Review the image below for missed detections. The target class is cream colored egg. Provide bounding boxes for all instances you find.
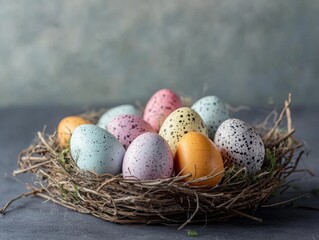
[159,107,208,155]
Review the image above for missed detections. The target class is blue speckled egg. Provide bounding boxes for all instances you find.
[192,96,230,140]
[97,105,142,129]
[70,124,125,175]
[214,118,265,174]
[122,132,174,180]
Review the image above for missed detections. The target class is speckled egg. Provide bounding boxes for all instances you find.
[122,132,174,180]
[192,96,230,140]
[70,124,125,175]
[57,116,92,147]
[214,118,265,174]
[97,105,142,129]
[143,89,182,132]
[107,115,156,149]
[175,132,224,187]
[159,107,208,155]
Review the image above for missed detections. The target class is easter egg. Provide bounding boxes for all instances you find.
[214,118,265,173]
[107,115,156,149]
[70,124,125,175]
[97,104,141,130]
[57,116,92,147]
[175,132,224,187]
[159,107,208,155]
[143,89,182,132]
[122,132,174,180]
[192,96,229,140]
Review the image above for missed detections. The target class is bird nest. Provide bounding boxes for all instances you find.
[1,95,305,229]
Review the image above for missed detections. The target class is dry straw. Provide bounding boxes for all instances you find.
[1,94,305,229]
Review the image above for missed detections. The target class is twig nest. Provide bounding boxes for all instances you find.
[10,93,304,228]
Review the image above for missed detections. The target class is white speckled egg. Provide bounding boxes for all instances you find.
[122,132,174,180]
[97,105,141,129]
[108,115,156,149]
[214,118,265,174]
[70,124,125,175]
[159,107,208,155]
[192,96,229,139]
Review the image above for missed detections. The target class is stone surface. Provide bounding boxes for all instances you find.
[0,1,319,107]
[0,106,318,239]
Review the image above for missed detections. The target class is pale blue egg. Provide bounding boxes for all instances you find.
[70,124,125,175]
[97,105,141,129]
[192,96,229,139]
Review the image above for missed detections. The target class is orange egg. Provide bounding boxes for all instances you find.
[175,132,224,187]
[57,116,92,147]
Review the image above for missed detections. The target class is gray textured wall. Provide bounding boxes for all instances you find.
[1,0,319,107]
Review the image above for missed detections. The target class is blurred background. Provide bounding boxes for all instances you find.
[0,0,318,108]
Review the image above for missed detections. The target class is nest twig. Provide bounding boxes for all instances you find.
[1,95,305,228]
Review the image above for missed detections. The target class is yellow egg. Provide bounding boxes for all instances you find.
[57,116,92,147]
[159,107,208,155]
[175,132,224,187]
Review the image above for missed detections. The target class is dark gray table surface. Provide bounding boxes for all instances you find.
[0,106,318,240]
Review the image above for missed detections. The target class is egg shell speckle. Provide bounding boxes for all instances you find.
[192,96,229,140]
[122,132,174,180]
[70,124,125,175]
[143,89,182,132]
[214,118,265,174]
[97,105,141,129]
[107,114,156,149]
[159,107,208,155]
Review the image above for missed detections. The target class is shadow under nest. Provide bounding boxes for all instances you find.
[2,95,305,229]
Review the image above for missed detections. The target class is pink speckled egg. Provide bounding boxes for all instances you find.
[143,89,182,132]
[107,114,156,149]
[122,132,174,180]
